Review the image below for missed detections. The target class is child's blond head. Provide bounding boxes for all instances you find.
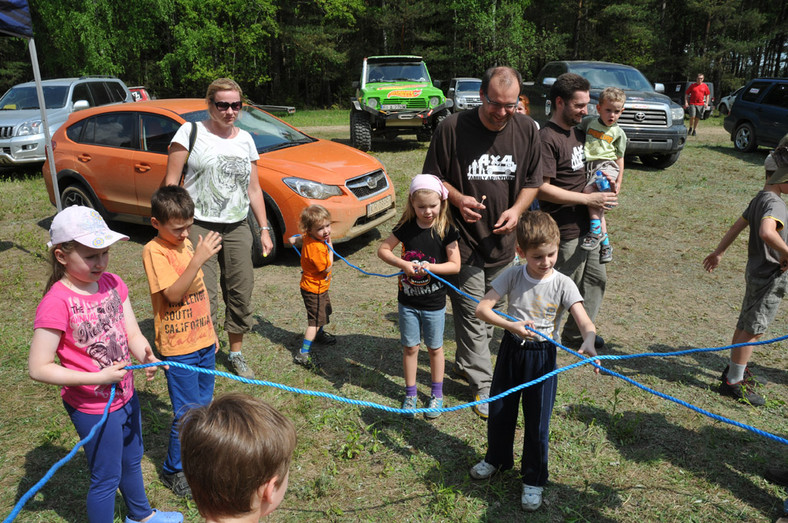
[516,210,560,253]
[599,87,626,106]
[298,204,331,234]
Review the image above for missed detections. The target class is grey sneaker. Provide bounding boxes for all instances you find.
[720,373,765,406]
[581,231,605,251]
[472,392,489,420]
[470,460,499,480]
[402,396,417,418]
[161,471,192,498]
[424,395,443,420]
[521,484,544,511]
[599,244,613,263]
[229,353,255,379]
[294,351,311,366]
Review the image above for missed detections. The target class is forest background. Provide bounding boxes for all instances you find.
[0,0,785,105]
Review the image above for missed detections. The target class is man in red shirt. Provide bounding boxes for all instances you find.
[684,73,710,137]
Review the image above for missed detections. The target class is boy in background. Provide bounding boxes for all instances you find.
[703,136,788,406]
[470,211,600,512]
[180,393,297,522]
[142,185,222,497]
[289,204,336,366]
[577,86,627,264]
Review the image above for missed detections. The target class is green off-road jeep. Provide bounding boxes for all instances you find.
[350,55,452,151]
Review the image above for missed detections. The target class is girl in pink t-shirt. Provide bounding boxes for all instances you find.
[29,206,182,523]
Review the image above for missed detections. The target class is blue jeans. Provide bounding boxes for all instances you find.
[162,345,216,474]
[65,393,152,523]
[398,304,446,348]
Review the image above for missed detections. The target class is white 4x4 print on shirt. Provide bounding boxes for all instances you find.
[467,154,517,180]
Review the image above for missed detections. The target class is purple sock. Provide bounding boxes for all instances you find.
[431,381,443,399]
[405,385,417,398]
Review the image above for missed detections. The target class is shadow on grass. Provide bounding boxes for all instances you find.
[703,145,770,166]
[567,404,785,518]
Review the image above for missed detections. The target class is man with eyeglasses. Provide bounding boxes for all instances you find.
[422,66,542,420]
[538,73,617,352]
[684,73,710,136]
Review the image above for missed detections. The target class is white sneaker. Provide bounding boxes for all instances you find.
[521,484,543,511]
[469,460,498,480]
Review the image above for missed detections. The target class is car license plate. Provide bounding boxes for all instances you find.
[367,195,391,217]
[382,104,406,110]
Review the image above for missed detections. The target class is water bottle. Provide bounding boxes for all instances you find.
[594,170,611,192]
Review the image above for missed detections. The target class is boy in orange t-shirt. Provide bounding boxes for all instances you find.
[289,205,336,366]
[142,185,222,497]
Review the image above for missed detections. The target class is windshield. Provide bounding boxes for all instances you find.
[456,80,481,92]
[366,62,429,83]
[181,106,315,154]
[574,66,654,92]
[0,85,69,110]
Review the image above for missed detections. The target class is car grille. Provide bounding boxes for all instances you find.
[385,98,427,109]
[619,108,668,127]
[346,170,389,200]
[0,126,13,139]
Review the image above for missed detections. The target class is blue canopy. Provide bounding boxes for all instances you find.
[0,0,33,38]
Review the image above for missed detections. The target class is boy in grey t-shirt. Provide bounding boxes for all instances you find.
[468,211,600,512]
[703,136,788,406]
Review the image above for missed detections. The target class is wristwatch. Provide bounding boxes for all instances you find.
[261,227,272,231]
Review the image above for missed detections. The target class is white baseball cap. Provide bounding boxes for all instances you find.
[47,206,129,248]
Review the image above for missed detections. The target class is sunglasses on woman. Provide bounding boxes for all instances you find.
[213,100,243,111]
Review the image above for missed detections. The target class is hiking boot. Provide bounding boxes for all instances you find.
[580,231,606,251]
[721,364,767,386]
[161,471,192,498]
[521,484,544,511]
[294,351,312,366]
[315,330,337,345]
[472,392,489,420]
[720,374,765,406]
[470,459,499,480]
[424,395,443,420]
[402,395,417,418]
[452,365,470,382]
[229,353,255,379]
[599,244,613,264]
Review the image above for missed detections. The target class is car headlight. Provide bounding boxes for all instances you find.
[671,107,685,121]
[367,98,378,109]
[283,177,343,200]
[429,96,440,108]
[17,119,43,136]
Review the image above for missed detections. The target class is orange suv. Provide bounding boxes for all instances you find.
[43,99,396,264]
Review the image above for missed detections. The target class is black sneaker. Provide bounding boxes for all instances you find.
[315,331,337,345]
[721,365,767,386]
[161,471,192,498]
[720,373,765,406]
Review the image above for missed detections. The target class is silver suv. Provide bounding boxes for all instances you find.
[0,76,132,166]
[447,77,482,112]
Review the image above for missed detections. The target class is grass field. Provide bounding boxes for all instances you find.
[1,114,787,522]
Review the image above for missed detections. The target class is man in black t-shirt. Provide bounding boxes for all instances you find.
[538,73,618,348]
[422,66,542,419]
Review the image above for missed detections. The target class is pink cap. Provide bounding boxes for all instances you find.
[48,206,129,248]
[409,174,448,200]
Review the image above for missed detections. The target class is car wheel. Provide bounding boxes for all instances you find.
[639,152,681,169]
[733,123,757,152]
[61,183,98,210]
[248,210,279,267]
[350,110,372,151]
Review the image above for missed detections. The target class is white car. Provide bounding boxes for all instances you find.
[717,86,743,116]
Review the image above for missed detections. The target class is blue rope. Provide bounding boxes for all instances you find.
[4,385,117,523]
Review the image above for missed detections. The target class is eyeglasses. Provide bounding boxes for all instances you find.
[484,93,518,112]
[213,100,243,111]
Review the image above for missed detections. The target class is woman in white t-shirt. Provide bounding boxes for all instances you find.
[164,78,271,379]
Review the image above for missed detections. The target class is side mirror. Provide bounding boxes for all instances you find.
[73,100,90,111]
[654,83,665,93]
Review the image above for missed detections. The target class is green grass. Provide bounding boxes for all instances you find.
[1,117,787,522]
[277,108,349,128]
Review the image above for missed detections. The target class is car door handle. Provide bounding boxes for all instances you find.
[135,163,152,173]
[78,154,91,163]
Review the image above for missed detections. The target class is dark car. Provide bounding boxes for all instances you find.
[724,78,788,152]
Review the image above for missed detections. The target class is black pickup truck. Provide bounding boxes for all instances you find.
[522,61,687,168]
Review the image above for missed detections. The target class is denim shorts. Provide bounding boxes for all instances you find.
[398,303,446,349]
